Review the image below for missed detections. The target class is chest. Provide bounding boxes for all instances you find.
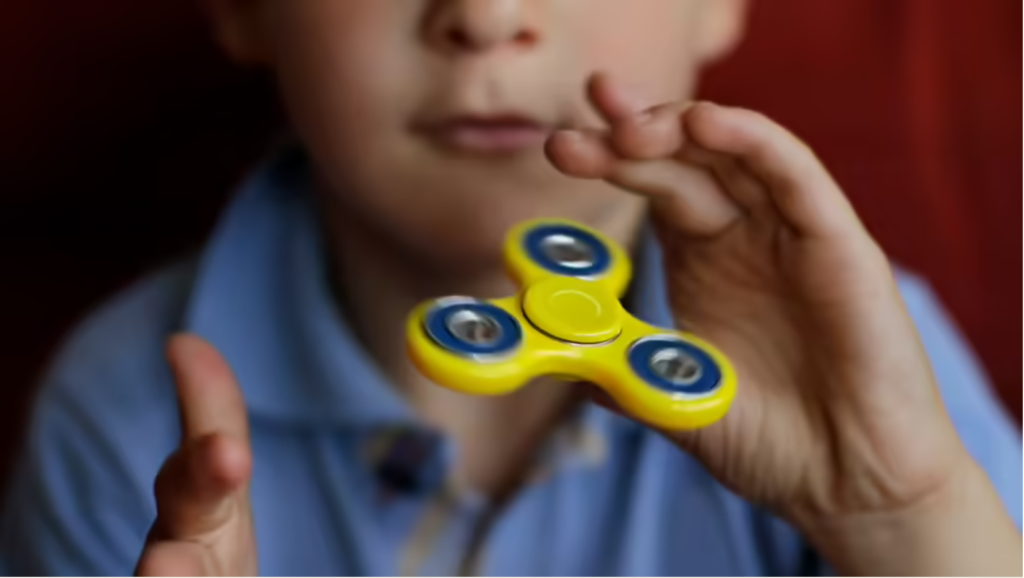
[245,429,804,576]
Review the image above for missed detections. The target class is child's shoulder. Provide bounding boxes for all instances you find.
[2,257,204,573]
[32,256,201,444]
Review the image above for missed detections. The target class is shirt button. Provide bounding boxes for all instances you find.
[371,427,447,494]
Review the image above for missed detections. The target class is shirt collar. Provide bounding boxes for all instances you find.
[183,145,675,435]
[184,146,412,427]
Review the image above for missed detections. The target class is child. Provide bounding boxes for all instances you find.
[2,1,1020,575]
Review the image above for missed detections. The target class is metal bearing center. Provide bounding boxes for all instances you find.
[540,233,595,269]
[649,347,703,386]
[445,309,502,346]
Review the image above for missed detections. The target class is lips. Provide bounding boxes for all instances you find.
[417,114,553,155]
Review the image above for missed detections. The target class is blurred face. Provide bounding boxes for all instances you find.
[210,0,745,270]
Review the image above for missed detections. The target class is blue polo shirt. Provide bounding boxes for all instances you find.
[2,147,1020,576]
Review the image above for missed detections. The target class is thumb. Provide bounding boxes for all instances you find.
[167,334,250,444]
[151,333,253,539]
[138,434,254,577]
[150,432,251,540]
[137,334,257,576]
[136,541,206,577]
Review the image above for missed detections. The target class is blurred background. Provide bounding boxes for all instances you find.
[0,0,1019,491]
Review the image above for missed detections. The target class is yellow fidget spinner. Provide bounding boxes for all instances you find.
[405,218,737,430]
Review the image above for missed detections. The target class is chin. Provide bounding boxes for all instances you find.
[397,212,530,273]
[394,194,637,276]
[328,165,644,276]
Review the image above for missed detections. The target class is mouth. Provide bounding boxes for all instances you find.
[415,113,554,156]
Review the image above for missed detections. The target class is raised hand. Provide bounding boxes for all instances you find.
[546,73,1020,575]
[135,335,257,577]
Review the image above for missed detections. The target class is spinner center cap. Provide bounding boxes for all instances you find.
[523,277,622,344]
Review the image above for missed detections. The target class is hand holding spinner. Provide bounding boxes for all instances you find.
[405,218,737,430]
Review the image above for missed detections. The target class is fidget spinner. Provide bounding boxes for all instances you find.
[405,218,737,430]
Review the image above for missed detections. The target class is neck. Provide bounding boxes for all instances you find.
[316,187,646,494]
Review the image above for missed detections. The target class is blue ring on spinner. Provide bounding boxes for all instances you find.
[628,337,722,396]
[524,224,612,278]
[424,301,522,356]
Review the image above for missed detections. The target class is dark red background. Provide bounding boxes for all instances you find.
[0,1,1020,488]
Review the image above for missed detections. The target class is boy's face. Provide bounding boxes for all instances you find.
[209,0,746,271]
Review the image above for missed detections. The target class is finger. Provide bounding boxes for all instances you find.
[582,74,773,214]
[595,92,772,215]
[167,334,249,443]
[545,128,617,179]
[611,101,692,160]
[586,82,776,215]
[136,541,206,577]
[586,72,652,124]
[152,433,251,539]
[547,130,742,237]
[608,158,742,237]
[683,102,863,238]
[589,73,691,160]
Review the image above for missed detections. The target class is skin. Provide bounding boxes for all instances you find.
[133,1,1021,575]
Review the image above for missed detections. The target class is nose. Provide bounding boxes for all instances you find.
[424,0,540,55]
